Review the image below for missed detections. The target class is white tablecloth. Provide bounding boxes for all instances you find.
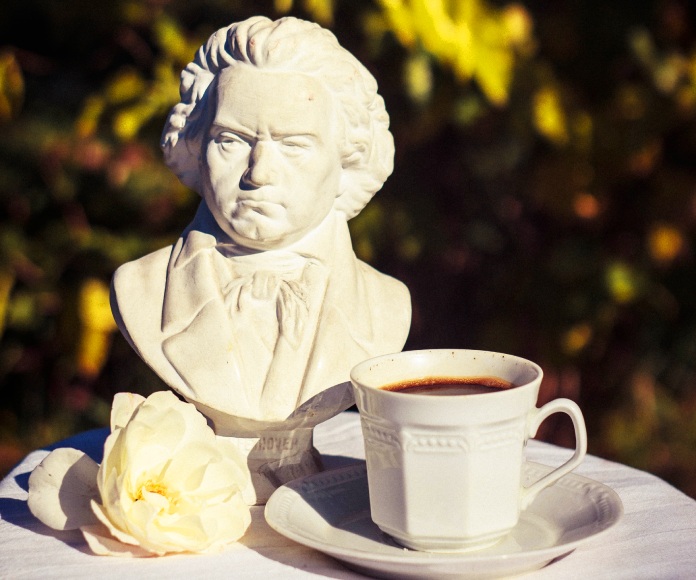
[1,411,695,579]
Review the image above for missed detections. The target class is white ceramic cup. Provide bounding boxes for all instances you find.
[350,349,587,552]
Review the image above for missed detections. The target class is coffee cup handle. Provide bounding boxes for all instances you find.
[520,398,588,509]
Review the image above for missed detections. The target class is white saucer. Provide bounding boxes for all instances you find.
[264,461,623,579]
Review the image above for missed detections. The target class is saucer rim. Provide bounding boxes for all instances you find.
[264,461,623,574]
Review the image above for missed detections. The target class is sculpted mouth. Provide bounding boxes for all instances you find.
[233,199,285,217]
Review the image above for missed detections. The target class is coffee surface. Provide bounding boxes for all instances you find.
[380,376,514,395]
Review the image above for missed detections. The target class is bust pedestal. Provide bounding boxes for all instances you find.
[194,382,355,504]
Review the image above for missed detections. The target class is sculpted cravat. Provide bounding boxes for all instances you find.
[213,249,330,419]
[219,252,316,349]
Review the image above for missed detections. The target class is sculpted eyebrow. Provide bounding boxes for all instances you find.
[210,122,254,139]
[271,131,319,141]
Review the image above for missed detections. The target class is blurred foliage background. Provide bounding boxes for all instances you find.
[1,0,696,498]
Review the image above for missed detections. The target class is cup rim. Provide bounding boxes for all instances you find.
[350,348,543,397]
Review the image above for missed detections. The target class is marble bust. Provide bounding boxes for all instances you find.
[110,16,410,500]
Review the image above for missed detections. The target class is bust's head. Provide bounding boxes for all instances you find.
[162,16,394,250]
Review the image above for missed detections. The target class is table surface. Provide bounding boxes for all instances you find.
[1,411,695,579]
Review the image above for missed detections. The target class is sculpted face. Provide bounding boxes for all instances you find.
[201,65,343,250]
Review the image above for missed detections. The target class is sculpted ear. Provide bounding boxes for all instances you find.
[162,111,203,194]
[161,80,217,196]
[333,116,394,221]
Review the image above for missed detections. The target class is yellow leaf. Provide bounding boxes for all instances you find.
[152,61,183,107]
[363,11,392,50]
[75,95,106,139]
[304,0,334,25]
[0,270,15,338]
[104,69,146,105]
[274,0,293,12]
[648,224,683,264]
[562,323,593,354]
[79,278,116,333]
[404,52,433,103]
[412,0,461,64]
[121,0,150,25]
[113,110,140,141]
[377,0,528,107]
[355,238,374,263]
[0,50,24,123]
[471,43,514,106]
[153,16,191,63]
[77,279,117,378]
[470,4,520,105]
[398,235,422,261]
[533,85,569,145]
[77,327,112,378]
[606,263,639,304]
[502,4,534,47]
[378,0,418,47]
[113,101,158,141]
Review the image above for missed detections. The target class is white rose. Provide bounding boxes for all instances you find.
[28,391,251,556]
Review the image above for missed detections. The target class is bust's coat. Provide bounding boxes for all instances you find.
[111,203,411,424]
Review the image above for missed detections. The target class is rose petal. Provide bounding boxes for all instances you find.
[27,448,100,531]
[110,392,146,431]
[199,492,251,546]
[194,459,244,500]
[80,523,152,558]
[216,436,254,503]
[162,442,221,491]
[91,500,142,547]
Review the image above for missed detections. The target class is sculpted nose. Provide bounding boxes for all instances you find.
[242,141,276,187]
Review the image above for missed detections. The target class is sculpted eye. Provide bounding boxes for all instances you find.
[280,136,313,155]
[215,132,250,150]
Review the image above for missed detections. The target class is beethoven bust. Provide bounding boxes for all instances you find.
[111,16,411,429]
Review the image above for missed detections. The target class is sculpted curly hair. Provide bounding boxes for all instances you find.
[161,16,394,221]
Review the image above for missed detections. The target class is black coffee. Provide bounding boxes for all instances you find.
[380,376,514,396]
